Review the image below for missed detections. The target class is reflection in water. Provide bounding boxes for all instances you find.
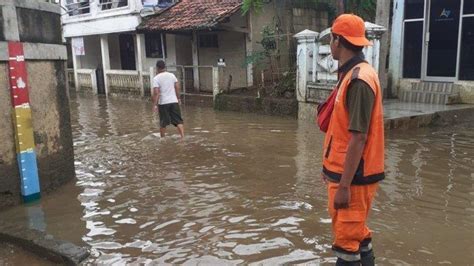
[0,93,473,265]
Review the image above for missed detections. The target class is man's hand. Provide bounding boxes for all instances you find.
[334,186,350,209]
[152,105,158,113]
[321,172,328,184]
[178,99,182,105]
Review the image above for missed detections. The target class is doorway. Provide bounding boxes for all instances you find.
[424,0,461,80]
[119,34,136,70]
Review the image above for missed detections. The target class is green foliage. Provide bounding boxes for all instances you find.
[345,0,377,21]
[241,0,264,15]
[244,25,278,67]
[271,71,296,97]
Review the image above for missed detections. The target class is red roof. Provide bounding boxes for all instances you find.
[138,0,243,32]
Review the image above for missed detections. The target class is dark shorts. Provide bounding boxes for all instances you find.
[158,103,183,128]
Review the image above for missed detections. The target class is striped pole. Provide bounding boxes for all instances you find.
[7,41,41,203]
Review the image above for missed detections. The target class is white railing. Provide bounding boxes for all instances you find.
[65,0,91,16]
[106,70,143,96]
[76,69,97,93]
[295,22,386,103]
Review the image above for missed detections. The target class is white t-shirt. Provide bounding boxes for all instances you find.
[153,72,179,105]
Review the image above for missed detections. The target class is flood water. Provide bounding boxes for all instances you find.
[1,94,473,265]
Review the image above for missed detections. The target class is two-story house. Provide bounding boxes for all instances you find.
[63,0,329,98]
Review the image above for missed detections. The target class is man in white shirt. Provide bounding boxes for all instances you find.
[152,60,184,138]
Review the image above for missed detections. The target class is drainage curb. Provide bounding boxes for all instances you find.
[0,226,89,265]
[384,106,474,130]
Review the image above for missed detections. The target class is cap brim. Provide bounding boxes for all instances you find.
[344,36,373,46]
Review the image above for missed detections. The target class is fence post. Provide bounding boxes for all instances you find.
[294,30,319,103]
[90,70,98,95]
[149,66,155,97]
[212,67,219,103]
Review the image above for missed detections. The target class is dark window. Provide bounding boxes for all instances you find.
[199,34,218,48]
[100,0,128,10]
[426,0,460,77]
[403,21,423,78]
[145,33,166,58]
[460,17,474,80]
[464,0,474,14]
[405,0,424,19]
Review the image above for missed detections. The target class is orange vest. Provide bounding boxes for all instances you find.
[322,62,385,185]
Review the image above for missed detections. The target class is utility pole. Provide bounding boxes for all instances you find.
[376,0,391,98]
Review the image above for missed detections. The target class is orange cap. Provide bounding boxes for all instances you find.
[332,14,372,46]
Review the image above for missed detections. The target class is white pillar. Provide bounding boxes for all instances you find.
[246,12,254,87]
[365,22,387,75]
[100,34,110,96]
[71,39,80,92]
[294,30,319,102]
[212,67,219,102]
[91,70,98,94]
[136,33,146,96]
[149,66,155,96]
[192,31,200,91]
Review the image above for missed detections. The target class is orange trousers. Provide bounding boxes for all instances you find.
[328,182,379,254]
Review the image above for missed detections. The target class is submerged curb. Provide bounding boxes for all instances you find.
[0,226,89,265]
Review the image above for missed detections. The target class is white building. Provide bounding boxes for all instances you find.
[389,0,474,104]
[62,0,331,98]
[62,0,178,96]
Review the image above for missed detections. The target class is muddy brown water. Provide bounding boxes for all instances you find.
[0,94,473,265]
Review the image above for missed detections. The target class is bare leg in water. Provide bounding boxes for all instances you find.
[160,127,166,138]
[176,124,184,138]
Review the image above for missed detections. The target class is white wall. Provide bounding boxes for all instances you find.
[78,35,101,69]
[108,34,122,69]
[389,0,405,95]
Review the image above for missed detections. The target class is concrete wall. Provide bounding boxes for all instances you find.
[456,81,474,104]
[250,2,328,85]
[175,35,192,66]
[0,0,75,209]
[78,35,102,69]
[108,34,122,69]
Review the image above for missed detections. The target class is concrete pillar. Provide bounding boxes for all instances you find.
[71,38,81,92]
[91,70,98,94]
[212,66,219,101]
[1,4,20,41]
[246,13,254,87]
[389,0,405,96]
[294,30,319,102]
[192,31,200,91]
[100,34,110,96]
[136,33,146,96]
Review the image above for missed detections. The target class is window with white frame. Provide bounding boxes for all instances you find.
[459,0,474,80]
[402,0,424,79]
[65,0,90,16]
[99,0,128,11]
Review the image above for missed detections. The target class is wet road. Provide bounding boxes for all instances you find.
[1,94,473,265]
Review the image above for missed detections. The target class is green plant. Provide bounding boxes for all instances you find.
[272,71,296,97]
[244,25,278,67]
[241,0,264,15]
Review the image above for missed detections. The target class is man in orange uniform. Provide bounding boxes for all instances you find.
[321,14,385,266]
